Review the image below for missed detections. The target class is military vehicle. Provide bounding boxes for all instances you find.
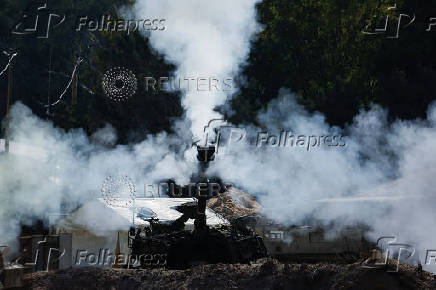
[128,146,267,269]
[234,214,373,263]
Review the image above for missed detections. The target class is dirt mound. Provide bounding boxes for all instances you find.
[24,259,435,290]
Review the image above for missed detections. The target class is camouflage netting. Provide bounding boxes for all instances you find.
[207,187,261,220]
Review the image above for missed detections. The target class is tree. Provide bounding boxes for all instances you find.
[229,0,436,127]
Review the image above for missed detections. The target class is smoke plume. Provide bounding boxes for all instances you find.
[0,103,196,248]
[208,90,436,271]
[129,0,261,139]
[1,0,262,252]
[1,0,435,274]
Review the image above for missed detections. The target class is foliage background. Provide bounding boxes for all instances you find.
[0,0,435,142]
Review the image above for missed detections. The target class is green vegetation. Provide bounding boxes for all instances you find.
[231,0,436,126]
[0,0,435,142]
[0,0,181,143]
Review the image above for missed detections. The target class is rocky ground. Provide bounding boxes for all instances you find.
[24,259,435,290]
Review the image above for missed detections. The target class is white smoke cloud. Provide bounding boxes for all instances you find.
[1,0,262,252]
[208,90,436,271]
[129,0,261,139]
[0,103,196,247]
[1,0,435,274]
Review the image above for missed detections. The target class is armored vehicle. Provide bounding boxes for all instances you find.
[128,146,267,269]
